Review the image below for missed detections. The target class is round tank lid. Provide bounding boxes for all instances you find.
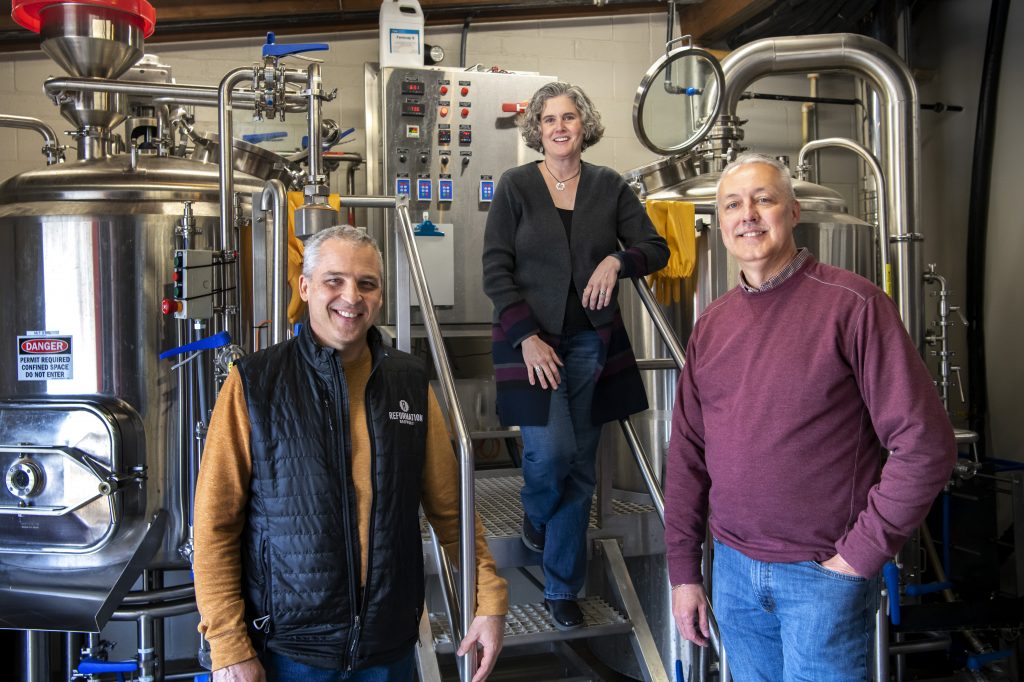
[12,0,156,37]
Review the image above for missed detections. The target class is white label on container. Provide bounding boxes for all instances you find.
[17,333,73,381]
[389,28,421,56]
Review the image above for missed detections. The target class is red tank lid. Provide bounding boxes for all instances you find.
[12,0,156,37]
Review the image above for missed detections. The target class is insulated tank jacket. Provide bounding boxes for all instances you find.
[235,325,428,671]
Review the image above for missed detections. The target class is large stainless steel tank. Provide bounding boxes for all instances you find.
[0,156,263,631]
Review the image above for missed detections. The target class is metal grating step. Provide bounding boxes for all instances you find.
[430,596,632,654]
[422,473,655,540]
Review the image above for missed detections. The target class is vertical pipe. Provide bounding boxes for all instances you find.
[965,0,1011,455]
[260,179,289,344]
[306,64,324,184]
[217,67,254,341]
[23,631,48,682]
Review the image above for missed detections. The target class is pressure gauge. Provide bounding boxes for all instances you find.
[426,44,445,65]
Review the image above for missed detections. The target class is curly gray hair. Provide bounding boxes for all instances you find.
[301,225,383,279]
[517,81,605,154]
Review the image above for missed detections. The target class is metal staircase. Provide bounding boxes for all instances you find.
[385,198,726,681]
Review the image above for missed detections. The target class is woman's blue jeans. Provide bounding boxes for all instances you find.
[263,647,415,682]
[712,540,880,682]
[519,330,604,601]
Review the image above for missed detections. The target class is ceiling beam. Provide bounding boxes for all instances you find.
[0,0,666,54]
[675,0,776,43]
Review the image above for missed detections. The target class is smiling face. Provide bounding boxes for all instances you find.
[299,239,383,363]
[717,162,801,287]
[539,95,584,161]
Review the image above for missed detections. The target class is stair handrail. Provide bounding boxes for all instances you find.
[341,195,477,682]
[624,274,728,677]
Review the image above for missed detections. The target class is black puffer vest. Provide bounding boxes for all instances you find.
[235,324,428,670]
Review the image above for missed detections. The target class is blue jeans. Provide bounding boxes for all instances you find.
[519,330,604,600]
[263,648,415,682]
[712,540,879,682]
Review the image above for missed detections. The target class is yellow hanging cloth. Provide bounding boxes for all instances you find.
[645,199,696,305]
[286,192,343,324]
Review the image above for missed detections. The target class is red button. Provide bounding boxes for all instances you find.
[161,298,181,315]
[439,107,449,117]
[460,86,469,96]
[171,271,181,282]
[460,108,469,118]
[440,85,448,95]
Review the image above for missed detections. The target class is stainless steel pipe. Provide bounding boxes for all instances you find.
[798,137,891,297]
[44,76,308,108]
[260,179,289,344]
[719,33,921,344]
[0,114,63,164]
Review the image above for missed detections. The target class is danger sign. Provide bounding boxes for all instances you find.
[17,334,73,381]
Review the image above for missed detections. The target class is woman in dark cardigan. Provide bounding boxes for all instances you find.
[482,81,668,629]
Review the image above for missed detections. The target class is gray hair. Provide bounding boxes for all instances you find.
[301,225,383,279]
[518,81,605,153]
[717,152,796,202]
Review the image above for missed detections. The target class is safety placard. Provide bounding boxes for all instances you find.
[17,334,73,381]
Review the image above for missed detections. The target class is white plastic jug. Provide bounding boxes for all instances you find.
[379,0,424,68]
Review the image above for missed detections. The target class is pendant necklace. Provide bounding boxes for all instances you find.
[544,159,581,191]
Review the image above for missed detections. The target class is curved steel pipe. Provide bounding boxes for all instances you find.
[798,137,890,297]
[0,114,63,164]
[260,179,289,344]
[120,583,195,605]
[110,598,197,620]
[719,33,921,344]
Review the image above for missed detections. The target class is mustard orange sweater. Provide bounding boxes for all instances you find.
[194,349,507,671]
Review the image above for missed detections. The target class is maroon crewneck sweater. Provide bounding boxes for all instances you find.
[665,255,956,584]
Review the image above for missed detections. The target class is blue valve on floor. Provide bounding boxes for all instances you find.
[263,32,328,59]
[159,331,232,360]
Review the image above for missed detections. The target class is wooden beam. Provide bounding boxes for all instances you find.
[675,0,776,43]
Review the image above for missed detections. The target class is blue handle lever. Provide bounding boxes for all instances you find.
[882,562,901,625]
[160,331,232,360]
[263,31,328,58]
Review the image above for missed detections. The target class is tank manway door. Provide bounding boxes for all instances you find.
[0,398,165,632]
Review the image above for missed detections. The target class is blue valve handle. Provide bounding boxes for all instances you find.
[967,649,1012,671]
[415,218,444,237]
[263,31,328,58]
[159,331,232,360]
[905,581,953,596]
[684,86,701,96]
[882,562,901,625]
[242,131,288,144]
[78,658,139,673]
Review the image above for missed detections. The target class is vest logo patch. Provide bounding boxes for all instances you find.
[389,399,424,426]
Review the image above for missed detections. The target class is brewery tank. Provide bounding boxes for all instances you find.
[0,156,264,576]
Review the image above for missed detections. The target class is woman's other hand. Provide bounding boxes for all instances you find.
[582,256,622,310]
[521,335,563,390]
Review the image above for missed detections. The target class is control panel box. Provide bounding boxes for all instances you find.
[366,64,555,325]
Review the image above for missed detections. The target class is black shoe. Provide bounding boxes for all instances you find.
[545,599,584,631]
[521,514,544,553]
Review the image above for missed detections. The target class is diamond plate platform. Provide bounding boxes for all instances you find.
[429,596,632,653]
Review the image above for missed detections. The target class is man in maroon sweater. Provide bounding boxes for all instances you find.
[664,153,956,680]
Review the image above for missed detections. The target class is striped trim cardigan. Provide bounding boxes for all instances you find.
[482,160,669,426]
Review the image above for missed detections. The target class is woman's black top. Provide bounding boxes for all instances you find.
[558,208,594,335]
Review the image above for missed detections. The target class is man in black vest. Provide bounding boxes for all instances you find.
[194,226,507,681]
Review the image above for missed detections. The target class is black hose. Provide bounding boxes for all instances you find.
[965,0,1010,456]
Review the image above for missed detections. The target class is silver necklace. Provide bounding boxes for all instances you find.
[544,160,581,191]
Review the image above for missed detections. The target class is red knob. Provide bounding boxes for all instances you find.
[460,86,469,96]
[440,85,448,95]
[161,298,181,315]
[439,107,449,117]
[460,108,469,118]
